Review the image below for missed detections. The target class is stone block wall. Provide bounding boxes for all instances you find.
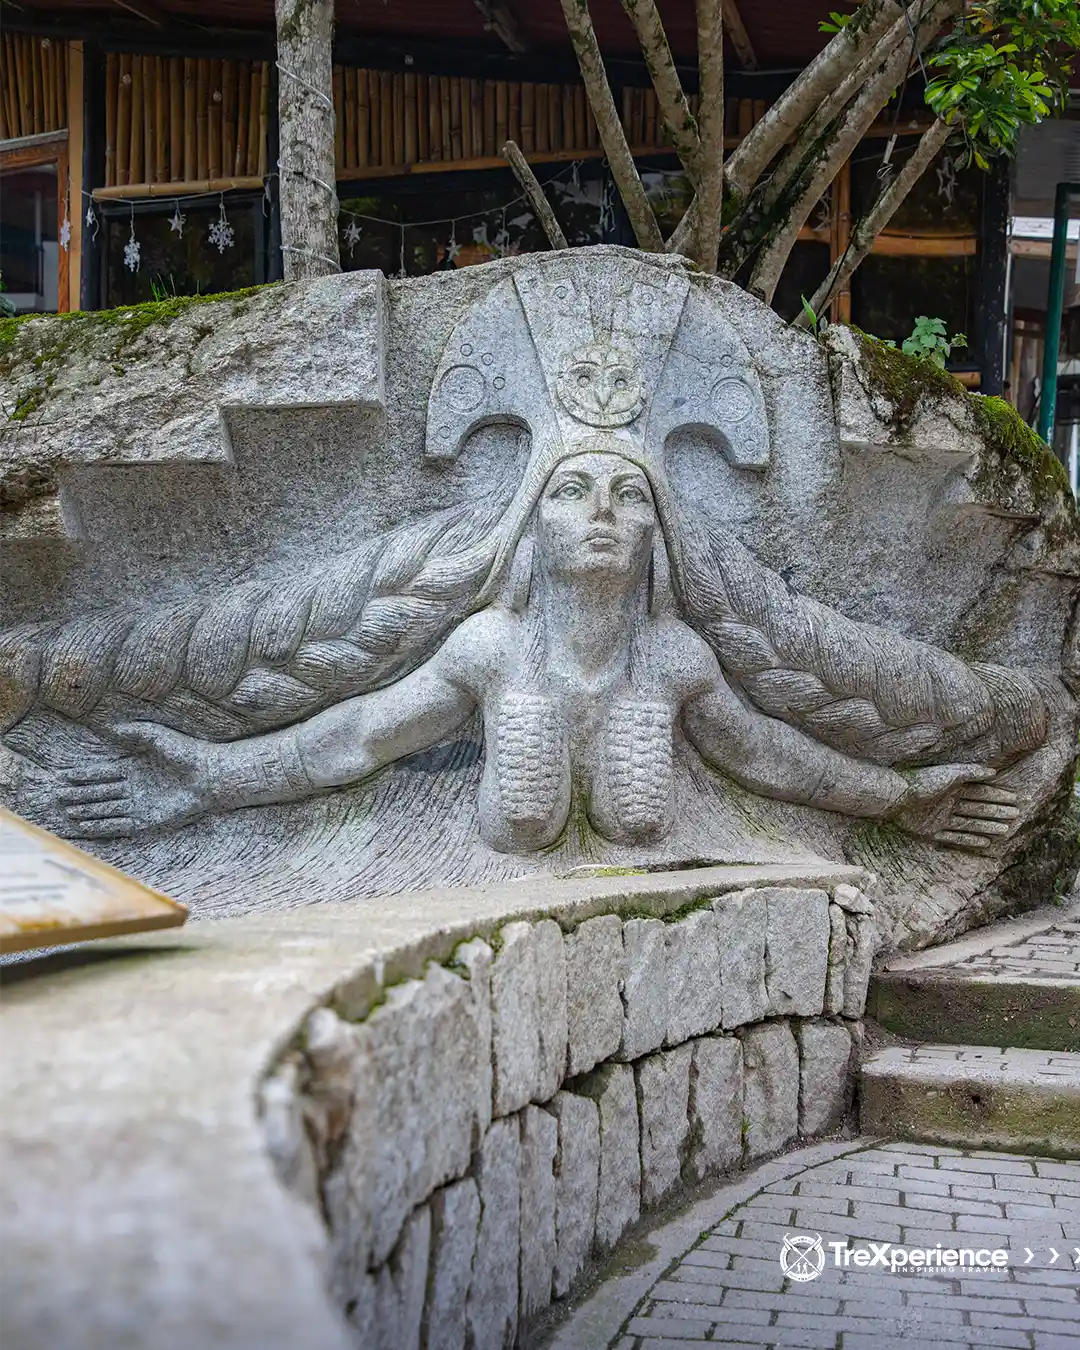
[260,880,874,1349]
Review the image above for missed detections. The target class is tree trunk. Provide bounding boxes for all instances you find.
[689,0,724,271]
[275,0,340,280]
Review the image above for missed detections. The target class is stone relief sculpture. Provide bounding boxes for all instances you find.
[1,258,1051,873]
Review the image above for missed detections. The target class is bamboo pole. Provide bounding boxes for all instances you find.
[559,0,663,250]
[117,52,132,185]
[30,35,42,135]
[521,80,534,154]
[57,40,68,131]
[105,51,118,186]
[535,83,548,153]
[195,58,209,180]
[43,39,55,133]
[404,71,417,164]
[369,69,381,165]
[155,56,168,182]
[17,36,32,138]
[130,55,144,186]
[392,71,405,166]
[94,176,263,201]
[449,76,462,160]
[508,81,521,145]
[470,79,483,157]
[428,74,441,161]
[418,74,429,160]
[380,70,393,166]
[574,84,587,149]
[504,139,568,248]
[223,60,237,181]
[357,69,370,167]
[256,60,268,178]
[495,79,508,150]
[440,77,451,160]
[0,39,14,140]
[460,76,472,161]
[548,83,559,151]
[183,57,195,181]
[483,80,496,155]
[246,59,260,175]
[234,60,248,176]
[342,66,355,170]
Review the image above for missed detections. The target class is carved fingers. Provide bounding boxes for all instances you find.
[56,767,137,838]
[934,784,1021,852]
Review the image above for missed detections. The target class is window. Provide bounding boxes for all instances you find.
[0,131,69,313]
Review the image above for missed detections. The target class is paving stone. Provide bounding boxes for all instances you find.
[618,917,668,1061]
[741,1020,799,1160]
[713,888,768,1029]
[466,1118,519,1350]
[795,1019,854,1136]
[664,909,723,1045]
[588,1062,641,1250]
[550,1089,599,1299]
[565,915,625,1077]
[637,1044,692,1206]
[423,1179,479,1350]
[518,1104,557,1320]
[765,888,830,1017]
[685,1034,742,1182]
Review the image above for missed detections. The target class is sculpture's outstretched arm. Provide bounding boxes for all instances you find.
[40,658,478,839]
[684,679,908,817]
[683,673,1019,850]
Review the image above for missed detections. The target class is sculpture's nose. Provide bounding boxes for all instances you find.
[589,485,616,521]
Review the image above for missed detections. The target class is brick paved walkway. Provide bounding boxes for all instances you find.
[945,914,1080,982]
[555,1141,1080,1350]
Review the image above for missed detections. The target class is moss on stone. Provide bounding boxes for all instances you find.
[847,326,965,430]
[0,284,271,422]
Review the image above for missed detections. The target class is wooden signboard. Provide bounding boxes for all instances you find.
[0,808,187,954]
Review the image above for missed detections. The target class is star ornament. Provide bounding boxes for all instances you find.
[445,233,461,262]
[343,217,362,256]
[168,205,186,237]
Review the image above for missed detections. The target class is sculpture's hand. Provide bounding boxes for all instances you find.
[890,764,1021,852]
[51,722,214,839]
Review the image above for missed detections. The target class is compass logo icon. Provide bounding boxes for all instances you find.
[780,1233,826,1282]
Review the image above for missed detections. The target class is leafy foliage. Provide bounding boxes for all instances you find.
[926,0,1079,168]
[900,315,968,368]
[819,10,855,33]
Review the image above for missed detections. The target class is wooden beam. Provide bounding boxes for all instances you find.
[474,0,528,55]
[721,0,756,70]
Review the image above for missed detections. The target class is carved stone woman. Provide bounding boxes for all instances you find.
[25,434,1025,854]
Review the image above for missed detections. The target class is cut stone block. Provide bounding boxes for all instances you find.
[350,958,491,1266]
[518,1104,557,1320]
[664,908,723,1045]
[765,888,830,1018]
[550,1090,600,1298]
[565,914,625,1077]
[490,922,543,1117]
[374,1203,430,1350]
[860,1044,1080,1155]
[618,917,668,1061]
[466,1118,520,1350]
[454,936,494,1138]
[825,903,848,1015]
[714,889,768,1029]
[843,912,876,1018]
[636,1044,691,1207]
[741,1020,799,1161]
[685,1034,743,1183]
[423,1179,480,1350]
[534,918,569,1099]
[585,1063,641,1250]
[795,1019,854,1136]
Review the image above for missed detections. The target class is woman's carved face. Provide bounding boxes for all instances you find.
[536,452,656,579]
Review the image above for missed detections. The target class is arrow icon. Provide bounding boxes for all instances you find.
[1049,1248,1060,1264]
[1024,1249,1035,1264]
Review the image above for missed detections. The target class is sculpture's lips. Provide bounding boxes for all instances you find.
[584,529,619,543]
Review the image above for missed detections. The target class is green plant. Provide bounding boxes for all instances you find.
[799,295,825,337]
[819,10,854,33]
[901,316,967,369]
[149,274,185,303]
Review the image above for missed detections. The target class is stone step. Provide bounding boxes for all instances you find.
[859,1043,1080,1156]
[867,902,1080,1052]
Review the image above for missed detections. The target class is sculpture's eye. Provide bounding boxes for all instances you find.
[614,378,627,390]
[617,484,647,505]
[552,481,586,501]
[577,371,591,386]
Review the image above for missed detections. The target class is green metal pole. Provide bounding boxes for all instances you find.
[1037,182,1075,447]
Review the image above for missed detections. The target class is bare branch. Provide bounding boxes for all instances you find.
[474,0,529,54]
[620,0,702,182]
[722,0,757,70]
[503,139,568,249]
[558,0,665,251]
[690,0,725,271]
[748,0,960,303]
[725,0,904,200]
[794,118,953,327]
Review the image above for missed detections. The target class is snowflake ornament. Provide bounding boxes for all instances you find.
[936,155,957,206]
[123,222,141,273]
[85,201,99,241]
[59,213,71,251]
[168,204,186,237]
[445,229,461,263]
[208,200,234,254]
[343,217,362,257]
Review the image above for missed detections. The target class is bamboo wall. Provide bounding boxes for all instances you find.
[0,35,69,141]
[101,53,270,188]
